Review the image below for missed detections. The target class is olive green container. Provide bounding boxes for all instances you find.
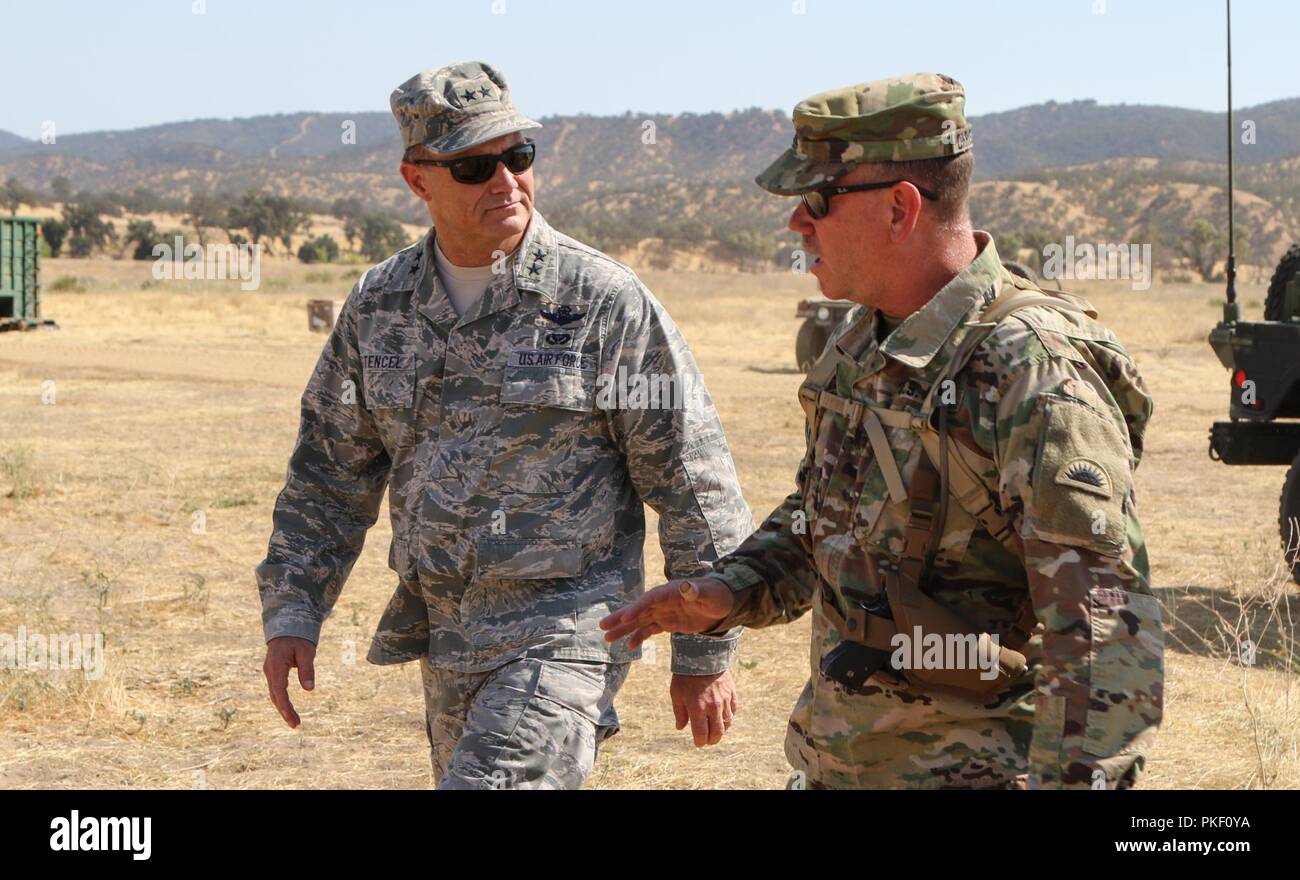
[0,216,52,329]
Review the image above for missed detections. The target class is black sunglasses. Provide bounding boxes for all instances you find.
[408,140,536,184]
[801,179,939,219]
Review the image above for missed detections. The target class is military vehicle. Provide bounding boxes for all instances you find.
[1206,2,1300,582]
[1209,246,1300,582]
[794,260,1048,372]
[794,298,856,373]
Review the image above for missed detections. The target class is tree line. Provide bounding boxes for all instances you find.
[1,177,410,264]
[0,174,1271,278]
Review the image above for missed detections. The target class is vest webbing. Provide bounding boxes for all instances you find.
[804,282,1088,695]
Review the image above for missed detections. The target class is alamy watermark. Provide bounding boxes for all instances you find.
[49,811,150,860]
[151,235,261,291]
[889,626,1000,682]
[595,366,706,411]
[0,626,105,680]
[1040,236,1152,291]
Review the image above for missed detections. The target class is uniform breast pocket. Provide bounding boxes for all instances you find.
[500,365,593,412]
[492,366,595,495]
[363,367,416,410]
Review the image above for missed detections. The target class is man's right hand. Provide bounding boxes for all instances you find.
[599,577,736,648]
[263,636,317,728]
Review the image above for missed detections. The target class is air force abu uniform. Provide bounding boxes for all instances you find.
[256,61,752,789]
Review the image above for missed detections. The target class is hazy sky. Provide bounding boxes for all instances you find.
[2,0,1295,138]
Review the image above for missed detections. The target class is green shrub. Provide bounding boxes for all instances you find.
[297,234,340,264]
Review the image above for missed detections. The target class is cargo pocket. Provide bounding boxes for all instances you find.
[465,539,588,644]
[533,660,608,726]
[1081,587,1164,757]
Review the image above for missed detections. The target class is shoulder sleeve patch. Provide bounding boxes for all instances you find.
[1055,458,1112,497]
[1025,393,1131,556]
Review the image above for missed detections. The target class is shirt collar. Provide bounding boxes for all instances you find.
[510,210,560,300]
[414,210,561,328]
[877,230,1002,371]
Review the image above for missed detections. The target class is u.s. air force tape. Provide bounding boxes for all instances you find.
[510,349,594,371]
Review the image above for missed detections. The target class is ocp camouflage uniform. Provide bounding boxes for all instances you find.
[256,61,752,789]
[702,73,1163,790]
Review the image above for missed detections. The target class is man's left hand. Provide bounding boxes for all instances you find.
[670,670,738,747]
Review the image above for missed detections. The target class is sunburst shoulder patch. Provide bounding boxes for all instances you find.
[1054,457,1111,497]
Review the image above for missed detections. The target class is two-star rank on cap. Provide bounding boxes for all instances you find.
[390,60,541,155]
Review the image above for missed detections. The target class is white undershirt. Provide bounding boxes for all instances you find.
[433,240,499,318]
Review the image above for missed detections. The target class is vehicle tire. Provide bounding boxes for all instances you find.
[1264,241,1300,322]
[1280,448,1300,585]
[796,318,829,373]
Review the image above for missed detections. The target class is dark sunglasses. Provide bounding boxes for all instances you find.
[801,179,939,219]
[407,140,536,184]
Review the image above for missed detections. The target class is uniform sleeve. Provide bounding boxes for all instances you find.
[600,276,755,674]
[992,354,1163,790]
[254,284,392,645]
[704,489,820,631]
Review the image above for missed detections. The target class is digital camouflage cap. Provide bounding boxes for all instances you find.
[391,60,542,155]
[756,72,972,195]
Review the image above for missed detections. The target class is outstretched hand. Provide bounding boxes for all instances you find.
[599,577,735,648]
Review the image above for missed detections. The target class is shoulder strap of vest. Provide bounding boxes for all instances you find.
[870,283,1087,560]
[801,282,1086,561]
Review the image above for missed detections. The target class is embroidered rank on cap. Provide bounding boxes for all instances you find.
[1055,458,1111,498]
[453,76,500,106]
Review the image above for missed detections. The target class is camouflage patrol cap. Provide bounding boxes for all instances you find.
[390,60,541,155]
[756,72,972,195]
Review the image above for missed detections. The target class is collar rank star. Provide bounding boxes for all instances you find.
[527,247,546,277]
[541,304,585,326]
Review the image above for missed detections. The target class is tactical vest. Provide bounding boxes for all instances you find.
[798,277,1093,697]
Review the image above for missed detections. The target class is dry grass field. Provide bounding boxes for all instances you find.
[0,254,1296,789]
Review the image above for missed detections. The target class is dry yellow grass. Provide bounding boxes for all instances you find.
[0,255,1295,789]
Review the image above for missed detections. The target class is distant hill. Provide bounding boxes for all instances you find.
[0,129,30,152]
[5,97,1297,178]
[3,97,1298,270]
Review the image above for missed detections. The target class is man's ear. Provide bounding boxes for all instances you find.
[888,183,923,243]
[399,162,433,202]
